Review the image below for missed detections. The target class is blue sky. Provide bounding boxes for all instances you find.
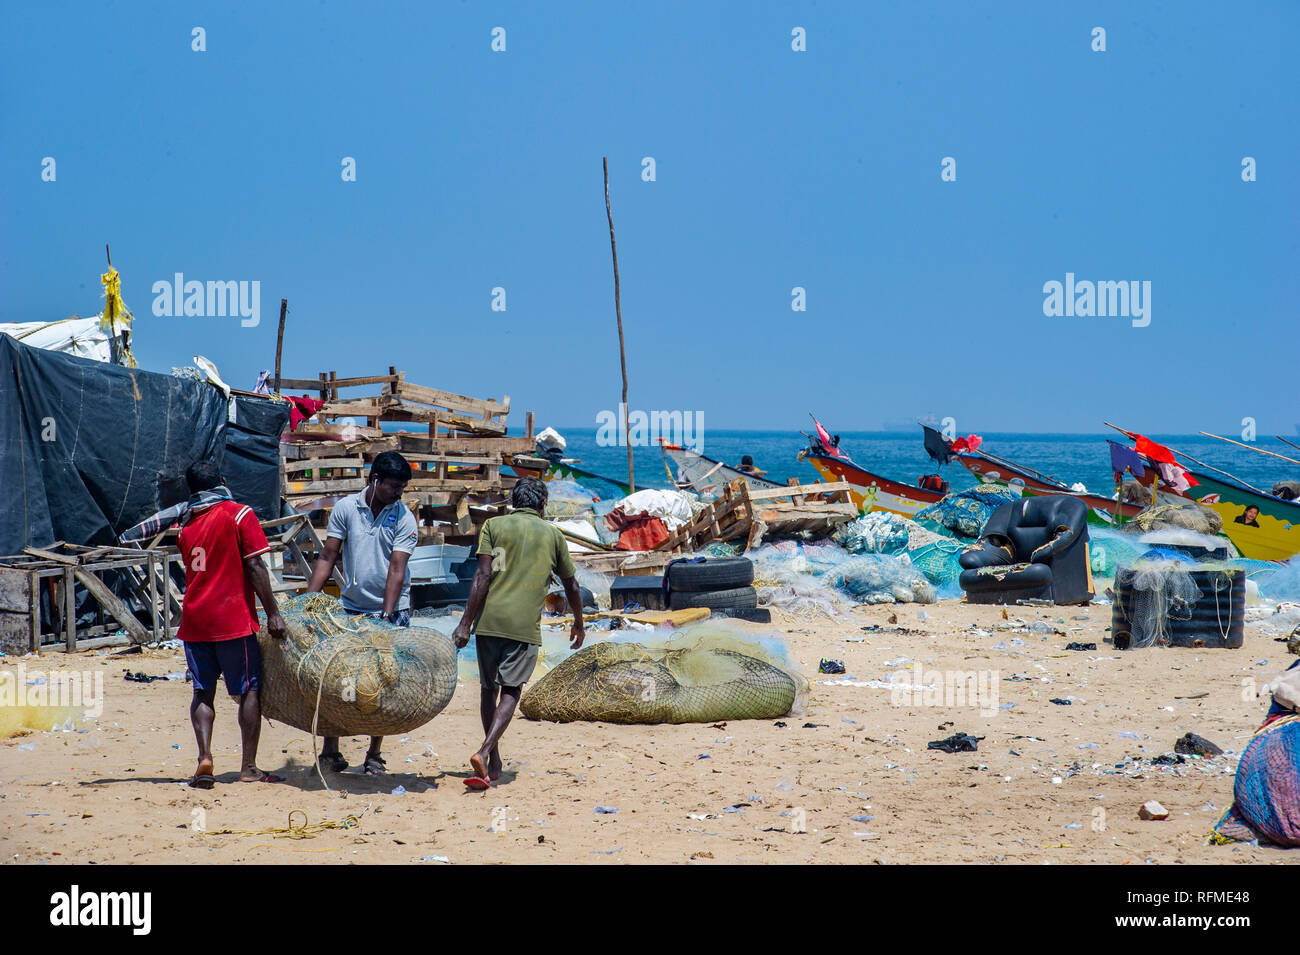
[3,1,1296,435]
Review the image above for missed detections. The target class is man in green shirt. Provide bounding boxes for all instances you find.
[453,477,584,789]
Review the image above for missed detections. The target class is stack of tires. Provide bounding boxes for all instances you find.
[667,557,759,615]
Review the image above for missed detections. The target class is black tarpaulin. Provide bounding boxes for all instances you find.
[0,334,288,554]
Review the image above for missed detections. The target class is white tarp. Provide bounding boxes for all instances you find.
[0,316,124,363]
[616,488,694,531]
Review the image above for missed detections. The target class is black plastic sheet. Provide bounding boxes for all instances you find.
[0,334,288,554]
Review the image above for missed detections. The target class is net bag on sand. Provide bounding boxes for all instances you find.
[520,632,804,724]
[1212,714,1300,847]
[257,593,457,737]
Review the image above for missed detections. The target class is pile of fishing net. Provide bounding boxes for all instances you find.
[915,485,1021,539]
[258,593,458,737]
[543,479,600,521]
[834,512,965,596]
[1131,500,1222,535]
[1111,560,1204,648]
[832,554,935,604]
[519,625,807,724]
[747,539,935,613]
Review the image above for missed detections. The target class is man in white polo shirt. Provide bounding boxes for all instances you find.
[306,451,418,776]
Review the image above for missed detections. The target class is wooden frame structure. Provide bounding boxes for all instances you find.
[655,479,857,553]
[277,368,537,546]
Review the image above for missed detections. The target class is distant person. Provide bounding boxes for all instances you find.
[1234,505,1261,528]
[452,477,584,789]
[306,451,418,776]
[737,455,757,474]
[174,460,287,788]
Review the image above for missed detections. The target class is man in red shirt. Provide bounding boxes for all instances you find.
[176,460,287,788]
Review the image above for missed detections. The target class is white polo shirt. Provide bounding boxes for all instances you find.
[326,490,419,612]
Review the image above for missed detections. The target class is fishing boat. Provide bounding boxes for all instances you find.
[921,425,1139,526]
[507,454,633,500]
[955,448,1142,525]
[800,418,945,517]
[1106,424,1300,562]
[800,446,945,517]
[1183,470,1300,562]
[659,442,785,495]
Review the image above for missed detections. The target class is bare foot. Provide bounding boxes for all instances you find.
[488,751,503,781]
[470,751,490,783]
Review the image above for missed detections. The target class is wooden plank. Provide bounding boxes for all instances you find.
[290,422,383,439]
[288,373,400,390]
[273,377,330,391]
[63,566,75,649]
[743,480,853,502]
[72,569,151,645]
[394,381,509,417]
[22,546,79,566]
[282,455,365,473]
[320,400,384,417]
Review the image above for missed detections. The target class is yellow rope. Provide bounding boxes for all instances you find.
[203,808,363,840]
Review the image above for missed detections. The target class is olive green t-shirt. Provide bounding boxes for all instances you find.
[473,508,577,646]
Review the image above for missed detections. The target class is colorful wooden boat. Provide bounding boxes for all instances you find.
[1185,471,1300,562]
[509,455,633,500]
[800,447,945,518]
[660,442,785,495]
[955,449,1140,525]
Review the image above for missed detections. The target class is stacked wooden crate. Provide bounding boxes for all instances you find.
[276,368,536,545]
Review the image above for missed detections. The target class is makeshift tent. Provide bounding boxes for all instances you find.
[0,333,289,554]
[0,317,127,363]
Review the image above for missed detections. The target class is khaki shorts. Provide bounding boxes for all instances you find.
[476,634,539,688]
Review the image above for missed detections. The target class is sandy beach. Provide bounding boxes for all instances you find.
[2,601,1294,866]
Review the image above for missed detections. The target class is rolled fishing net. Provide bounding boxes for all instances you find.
[258,593,458,738]
[520,628,806,724]
[1113,560,1202,648]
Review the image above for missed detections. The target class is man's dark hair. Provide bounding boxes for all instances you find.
[740,455,754,468]
[510,476,548,512]
[370,451,412,484]
[185,459,223,494]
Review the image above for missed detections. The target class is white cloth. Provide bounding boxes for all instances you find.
[615,488,693,531]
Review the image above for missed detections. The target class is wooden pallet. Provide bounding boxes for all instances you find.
[655,479,857,553]
[277,368,537,546]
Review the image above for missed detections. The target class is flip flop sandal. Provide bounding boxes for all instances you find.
[318,753,348,773]
[188,774,216,790]
[241,772,285,783]
[463,776,492,791]
[363,755,387,777]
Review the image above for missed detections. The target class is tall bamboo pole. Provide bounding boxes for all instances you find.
[603,157,634,492]
[273,298,288,392]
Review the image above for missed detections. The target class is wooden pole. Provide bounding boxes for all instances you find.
[273,298,288,392]
[603,156,634,493]
[1198,430,1300,467]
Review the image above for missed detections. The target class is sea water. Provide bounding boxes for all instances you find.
[551,429,1299,498]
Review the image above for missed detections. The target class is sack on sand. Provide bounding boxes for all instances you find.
[257,593,457,737]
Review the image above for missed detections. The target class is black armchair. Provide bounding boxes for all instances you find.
[958,495,1094,605]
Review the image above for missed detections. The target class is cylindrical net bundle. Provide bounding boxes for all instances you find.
[257,593,457,737]
[520,632,803,724]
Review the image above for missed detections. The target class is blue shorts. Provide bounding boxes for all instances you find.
[184,635,262,696]
[345,608,411,628]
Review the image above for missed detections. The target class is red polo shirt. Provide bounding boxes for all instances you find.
[177,501,270,643]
